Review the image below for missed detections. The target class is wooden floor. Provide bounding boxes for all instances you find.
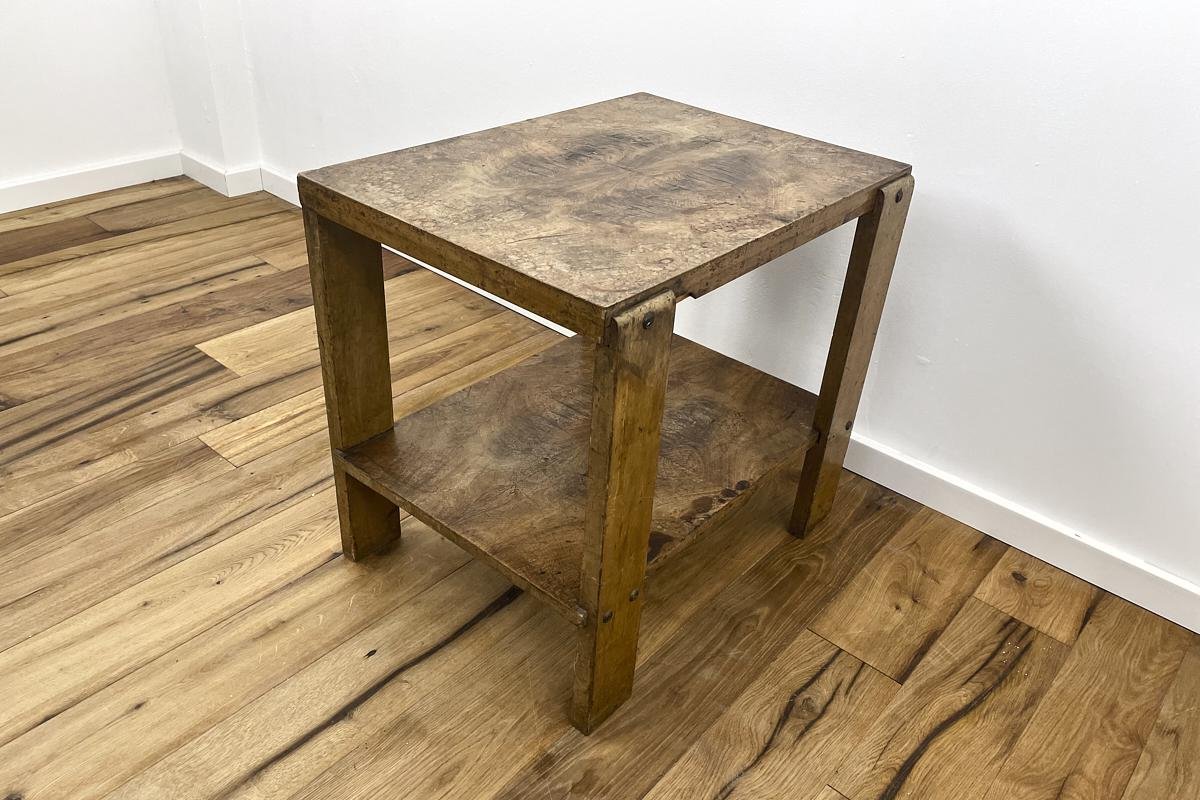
[0,178,1196,800]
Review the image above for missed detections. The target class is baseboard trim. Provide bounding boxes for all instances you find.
[260,165,1198,634]
[180,153,262,197]
[0,151,183,214]
[259,165,299,206]
[846,433,1200,632]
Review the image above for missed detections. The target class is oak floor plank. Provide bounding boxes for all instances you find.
[0,177,197,235]
[830,598,1068,799]
[87,188,285,234]
[105,559,529,800]
[0,438,233,565]
[0,346,233,480]
[0,516,468,800]
[982,594,1193,800]
[0,216,113,266]
[201,312,551,465]
[0,433,332,653]
[814,788,851,800]
[810,506,1007,681]
[0,265,313,402]
[0,254,284,359]
[266,470,803,800]
[197,267,481,375]
[974,547,1100,644]
[0,349,319,515]
[255,237,311,270]
[1122,640,1200,799]
[0,203,298,295]
[0,488,342,749]
[642,632,898,800]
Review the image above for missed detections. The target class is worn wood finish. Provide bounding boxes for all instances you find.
[975,546,1100,643]
[3,180,1198,800]
[983,594,1193,800]
[299,92,910,336]
[337,331,818,623]
[791,174,914,534]
[830,598,1068,799]
[811,506,1007,681]
[643,631,899,800]
[572,291,675,732]
[1123,641,1200,799]
[300,96,915,731]
[304,209,401,560]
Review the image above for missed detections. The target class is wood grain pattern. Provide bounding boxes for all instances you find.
[572,291,676,731]
[199,311,553,466]
[830,598,1068,799]
[304,209,401,560]
[280,470,806,800]
[493,477,923,800]
[1122,641,1200,799]
[790,175,913,534]
[338,331,819,622]
[1,179,1196,800]
[982,594,1192,799]
[810,506,1007,681]
[974,547,1100,644]
[0,177,195,235]
[0,215,112,265]
[643,632,898,800]
[299,92,910,335]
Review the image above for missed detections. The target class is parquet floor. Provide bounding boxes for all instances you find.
[0,178,1196,800]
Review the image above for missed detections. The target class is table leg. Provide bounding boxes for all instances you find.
[571,290,675,733]
[304,209,401,560]
[790,175,914,535]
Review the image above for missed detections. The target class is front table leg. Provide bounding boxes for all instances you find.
[572,291,676,733]
[790,175,914,535]
[303,209,402,560]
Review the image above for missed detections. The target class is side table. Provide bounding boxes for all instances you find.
[298,93,912,733]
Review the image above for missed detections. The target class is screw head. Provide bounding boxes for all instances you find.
[895,189,904,203]
[642,314,654,329]
[628,589,640,601]
[602,610,614,623]
[845,419,854,431]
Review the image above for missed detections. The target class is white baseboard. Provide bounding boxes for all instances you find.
[847,433,1200,633]
[0,151,183,214]
[259,165,299,206]
[260,165,1200,635]
[180,152,262,196]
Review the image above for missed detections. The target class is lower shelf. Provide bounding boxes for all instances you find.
[337,333,817,624]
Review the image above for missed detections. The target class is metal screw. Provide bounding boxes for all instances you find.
[642,313,655,329]
[602,610,614,623]
[845,419,854,431]
[628,589,640,601]
[895,189,904,203]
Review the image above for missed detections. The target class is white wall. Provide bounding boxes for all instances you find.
[154,0,263,194]
[0,0,180,207]
[2,1,1198,627]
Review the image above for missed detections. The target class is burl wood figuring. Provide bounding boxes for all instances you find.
[298,92,914,733]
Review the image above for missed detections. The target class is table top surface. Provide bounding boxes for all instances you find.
[299,93,909,332]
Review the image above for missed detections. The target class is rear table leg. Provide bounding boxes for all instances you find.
[790,175,914,535]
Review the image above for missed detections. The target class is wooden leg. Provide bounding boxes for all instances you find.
[571,291,675,733]
[304,208,401,560]
[789,175,914,536]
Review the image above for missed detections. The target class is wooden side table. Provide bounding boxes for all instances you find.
[298,93,912,733]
